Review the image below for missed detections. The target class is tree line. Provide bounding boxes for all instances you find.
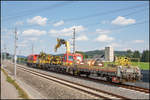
[76,49,149,62]
[125,50,149,62]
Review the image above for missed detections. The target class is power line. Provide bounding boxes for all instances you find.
[2,3,147,23]
[47,4,148,28]
[63,3,147,21]
[2,1,74,21]
[122,7,148,17]
[83,7,148,28]
[84,20,148,35]
[111,20,149,31]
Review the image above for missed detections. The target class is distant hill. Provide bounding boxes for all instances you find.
[56,50,127,58]
[75,50,127,58]
[17,55,27,58]
[2,50,127,59]
[114,51,128,56]
[83,50,105,57]
[1,52,27,59]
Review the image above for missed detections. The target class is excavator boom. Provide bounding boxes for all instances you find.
[54,38,70,53]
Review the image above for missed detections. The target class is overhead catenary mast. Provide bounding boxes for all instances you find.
[14,27,17,80]
[4,43,6,60]
[73,28,76,67]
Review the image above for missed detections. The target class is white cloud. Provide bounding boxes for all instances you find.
[3,28,21,35]
[28,37,38,41]
[1,28,13,35]
[49,25,85,37]
[18,40,28,47]
[121,48,134,51]
[96,29,111,34]
[133,40,144,43]
[53,20,64,27]
[109,42,121,47]
[76,35,88,41]
[18,43,26,47]
[95,34,114,42]
[111,16,136,25]
[15,21,23,26]
[22,29,46,36]
[27,16,48,26]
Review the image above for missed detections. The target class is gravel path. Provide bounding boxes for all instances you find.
[1,69,21,99]
[2,60,149,99]
[2,60,99,99]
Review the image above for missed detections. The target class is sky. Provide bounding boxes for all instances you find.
[1,1,149,56]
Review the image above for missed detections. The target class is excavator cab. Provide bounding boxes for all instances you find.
[63,53,83,65]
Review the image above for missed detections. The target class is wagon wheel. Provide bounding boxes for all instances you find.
[67,67,75,75]
[106,77,112,82]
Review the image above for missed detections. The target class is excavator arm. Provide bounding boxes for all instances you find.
[54,38,70,54]
[54,38,61,52]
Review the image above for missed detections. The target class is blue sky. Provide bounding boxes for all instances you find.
[1,1,149,56]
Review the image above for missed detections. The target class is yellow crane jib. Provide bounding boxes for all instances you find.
[54,38,70,54]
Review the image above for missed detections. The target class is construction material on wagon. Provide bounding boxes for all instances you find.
[26,38,142,83]
[27,54,141,83]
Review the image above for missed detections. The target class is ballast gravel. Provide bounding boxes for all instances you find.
[2,60,149,99]
[2,61,99,99]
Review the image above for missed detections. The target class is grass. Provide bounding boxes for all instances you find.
[103,62,115,67]
[131,62,149,70]
[1,68,29,99]
[104,62,149,70]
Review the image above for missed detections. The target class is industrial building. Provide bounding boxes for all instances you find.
[105,46,114,62]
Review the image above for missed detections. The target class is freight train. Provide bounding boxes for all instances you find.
[27,52,142,83]
[26,38,142,83]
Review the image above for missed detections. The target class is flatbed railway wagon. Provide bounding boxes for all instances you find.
[27,54,142,83]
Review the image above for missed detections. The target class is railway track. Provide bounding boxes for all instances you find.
[77,76,150,94]
[32,64,149,94]
[5,61,149,99]
[15,64,129,99]
[37,67,149,94]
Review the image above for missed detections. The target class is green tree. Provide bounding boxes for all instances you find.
[141,50,149,62]
[132,50,140,62]
[133,50,140,58]
[126,49,133,58]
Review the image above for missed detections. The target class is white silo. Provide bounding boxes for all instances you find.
[105,46,114,62]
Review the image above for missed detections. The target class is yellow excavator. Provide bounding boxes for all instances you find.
[54,38,83,66]
[115,57,131,67]
[54,38,71,54]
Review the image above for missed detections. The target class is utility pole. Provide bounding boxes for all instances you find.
[73,28,75,54]
[73,28,76,67]
[14,27,17,80]
[4,44,6,60]
[19,50,21,64]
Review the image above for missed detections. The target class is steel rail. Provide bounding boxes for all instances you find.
[7,61,149,96]
[16,64,129,99]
